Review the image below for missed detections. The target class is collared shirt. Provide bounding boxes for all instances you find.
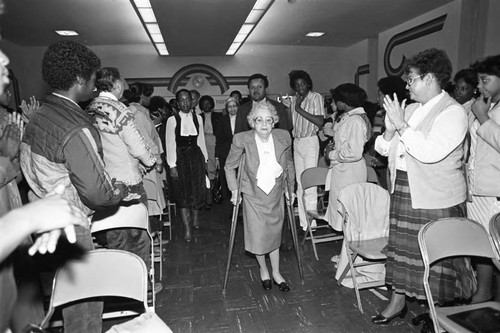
[375,91,467,170]
[165,113,208,168]
[230,114,236,135]
[179,111,198,136]
[290,91,324,138]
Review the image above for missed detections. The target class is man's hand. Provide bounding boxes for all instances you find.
[27,185,88,255]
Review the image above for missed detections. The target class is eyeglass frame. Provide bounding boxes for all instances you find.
[253,117,274,125]
[406,74,426,86]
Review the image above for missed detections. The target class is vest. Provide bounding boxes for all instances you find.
[388,92,467,209]
[174,111,200,148]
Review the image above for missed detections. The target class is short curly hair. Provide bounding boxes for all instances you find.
[247,100,279,129]
[404,48,452,89]
[471,54,500,77]
[289,70,313,90]
[42,41,101,91]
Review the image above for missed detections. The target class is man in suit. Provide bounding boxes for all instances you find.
[234,73,292,134]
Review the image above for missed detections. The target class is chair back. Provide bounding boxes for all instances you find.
[419,217,496,265]
[489,212,500,257]
[300,167,329,190]
[41,249,149,328]
[419,218,497,333]
[337,182,390,242]
[91,203,149,234]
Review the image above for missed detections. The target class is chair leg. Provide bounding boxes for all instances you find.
[348,250,363,313]
[158,231,163,281]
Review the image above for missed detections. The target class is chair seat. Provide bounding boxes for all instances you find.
[306,209,326,220]
[349,237,388,260]
[436,301,500,333]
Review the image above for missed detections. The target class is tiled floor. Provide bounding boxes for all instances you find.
[142,200,428,333]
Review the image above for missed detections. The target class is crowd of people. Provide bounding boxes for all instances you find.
[0,9,498,331]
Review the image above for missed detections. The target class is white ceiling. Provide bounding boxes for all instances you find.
[0,0,453,56]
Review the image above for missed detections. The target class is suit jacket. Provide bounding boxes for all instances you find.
[214,114,233,164]
[234,98,292,134]
[225,129,295,197]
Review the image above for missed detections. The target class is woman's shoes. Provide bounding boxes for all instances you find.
[261,279,272,291]
[371,305,408,325]
[273,279,291,292]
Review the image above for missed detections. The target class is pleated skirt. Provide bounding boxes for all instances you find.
[385,171,475,303]
[242,178,284,255]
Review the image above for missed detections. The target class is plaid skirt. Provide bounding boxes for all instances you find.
[386,171,475,303]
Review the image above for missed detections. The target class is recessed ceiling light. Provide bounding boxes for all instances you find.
[55,30,79,36]
[306,32,325,37]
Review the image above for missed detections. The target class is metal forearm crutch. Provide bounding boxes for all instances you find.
[284,172,305,284]
[222,155,245,295]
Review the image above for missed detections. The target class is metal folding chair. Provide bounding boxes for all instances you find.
[91,203,156,311]
[300,167,343,261]
[39,249,150,329]
[419,217,500,333]
[336,182,390,313]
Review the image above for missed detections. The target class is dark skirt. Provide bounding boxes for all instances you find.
[385,171,474,303]
[169,145,207,209]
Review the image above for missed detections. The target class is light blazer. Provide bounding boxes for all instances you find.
[225,128,295,197]
[234,99,292,134]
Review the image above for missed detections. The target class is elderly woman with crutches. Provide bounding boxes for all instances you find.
[224,101,295,292]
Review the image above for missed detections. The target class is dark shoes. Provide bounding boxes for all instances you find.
[273,280,291,292]
[371,305,408,325]
[261,279,272,291]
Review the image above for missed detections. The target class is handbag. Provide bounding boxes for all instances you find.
[212,166,223,203]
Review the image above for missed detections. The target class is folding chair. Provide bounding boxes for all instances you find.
[91,203,156,311]
[300,167,343,261]
[39,249,150,329]
[143,178,169,281]
[419,217,500,333]
[336,182,390,313]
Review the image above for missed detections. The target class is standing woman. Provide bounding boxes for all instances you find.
[166,89,208,242]
[467,54,500,303]
[324,83,371,230]
[373,48,474,323]
[225,101,295,291]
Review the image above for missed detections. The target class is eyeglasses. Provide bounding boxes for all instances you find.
[253,117,274,125]
[406,74,425,86]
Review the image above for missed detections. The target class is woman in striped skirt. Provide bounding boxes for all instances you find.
[372,48,475,324]
[466,54,500,303]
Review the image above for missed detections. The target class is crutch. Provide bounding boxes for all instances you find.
[284,171,305,284]
[222,155,245,295]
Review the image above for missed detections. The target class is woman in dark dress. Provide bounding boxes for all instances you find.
[165,89,208,242]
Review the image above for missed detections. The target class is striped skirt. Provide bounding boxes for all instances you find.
[385,171,475,303]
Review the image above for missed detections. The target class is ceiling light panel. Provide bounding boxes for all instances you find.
[306,32,325,37]
[131,0,169,56]
[55,30,79,36]
[226,0,274,56]
[133,0,151,8]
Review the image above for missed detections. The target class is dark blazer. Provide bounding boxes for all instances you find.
[200,111,222,133]
[214,114,233,164]
[234,98,292,134]
[224,128,295,197]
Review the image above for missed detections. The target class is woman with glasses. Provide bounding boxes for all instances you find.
[323,83,372,231]
[372,48,474,324]
[224,101,295,292]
